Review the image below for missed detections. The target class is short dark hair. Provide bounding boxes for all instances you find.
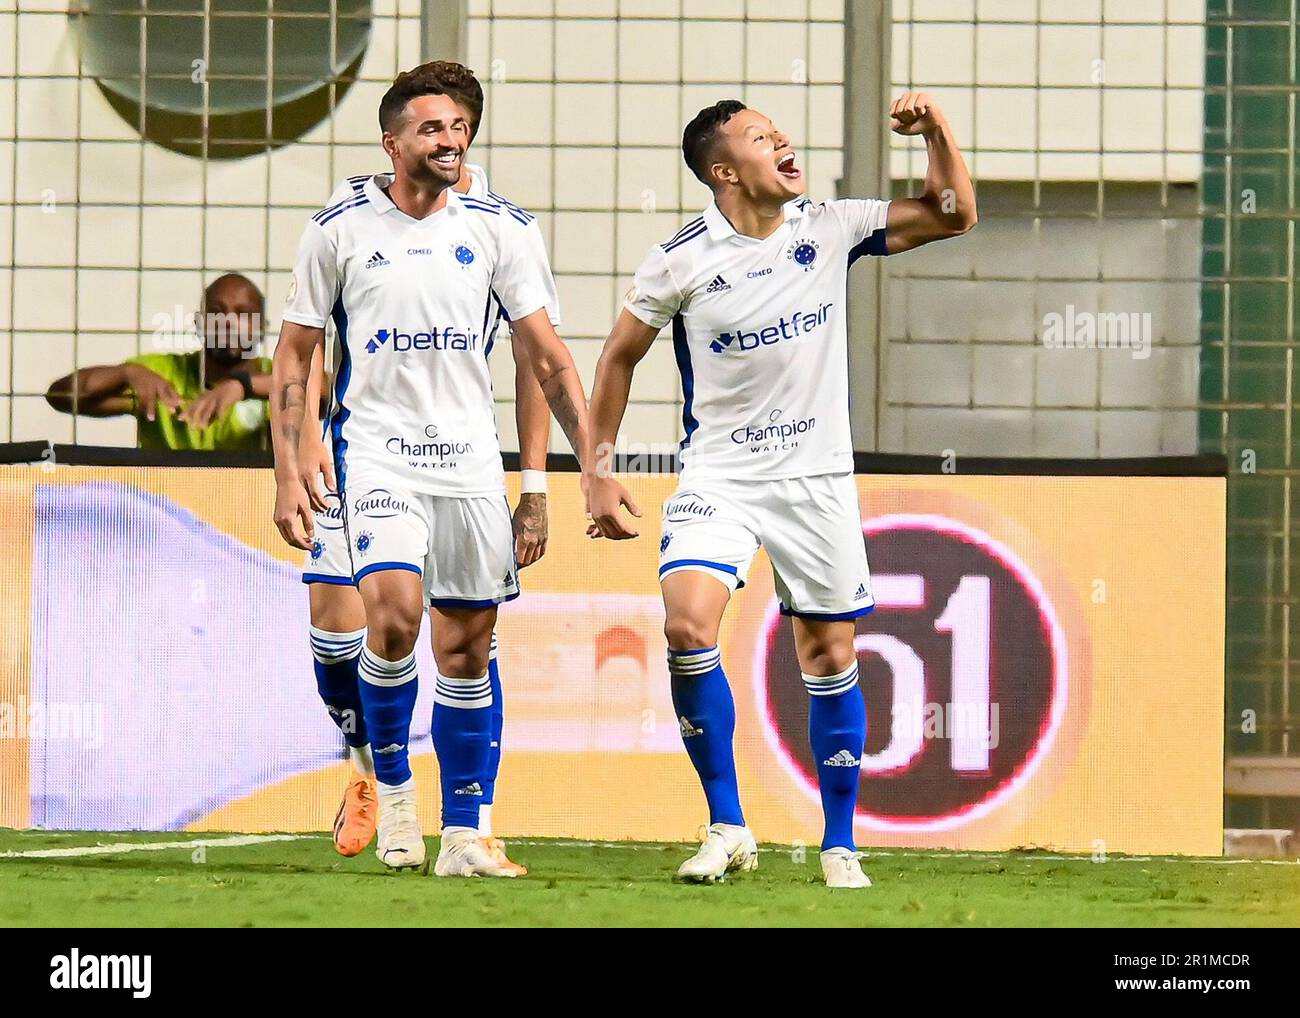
[682,100,747,185]
[204,272,263,312]
[379,61,484,135]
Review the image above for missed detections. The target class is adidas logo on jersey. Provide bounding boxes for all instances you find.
[375,742,405,754]
[679,715,704,738]
[705,274,731,293]
[365,250,389,268]
[454,782,484,796]
[822,749,861,767]
[854,582,870,601]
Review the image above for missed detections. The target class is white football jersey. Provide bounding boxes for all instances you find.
[283,169,560,497]
[310,166,560,407]
[624,196,889,483]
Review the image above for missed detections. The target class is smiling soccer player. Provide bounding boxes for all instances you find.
[272,61,610,878]
[585,92,976,888]
[290,78,556,877]
[296,185,551,875]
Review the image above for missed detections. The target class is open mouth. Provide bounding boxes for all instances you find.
[431,150,461,169]
[776,151,800,180]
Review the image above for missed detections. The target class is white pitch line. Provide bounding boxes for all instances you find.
[0,833,320,860]
[509,839,1300,866]
[3,834,1295,867]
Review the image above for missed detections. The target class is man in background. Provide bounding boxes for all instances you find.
[46,272,273,451]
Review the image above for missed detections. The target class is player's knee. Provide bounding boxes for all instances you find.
[366,604,422,658]
[801,643,855,676]
[436,646,490,678]
[664,615,717,651]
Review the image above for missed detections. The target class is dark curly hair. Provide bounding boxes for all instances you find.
[682,99,747,185]
[379,61,484,136]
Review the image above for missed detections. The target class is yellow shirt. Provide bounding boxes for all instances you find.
[127,352,272,452]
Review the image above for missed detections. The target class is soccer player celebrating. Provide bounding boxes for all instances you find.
[272,61,605,877]
[293,153,555,876]
[585,93,976,887]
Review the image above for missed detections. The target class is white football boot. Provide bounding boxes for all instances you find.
[434,827,521,878]
[675,823,759,883]
[374,790,427,872]
[821,847,872,888]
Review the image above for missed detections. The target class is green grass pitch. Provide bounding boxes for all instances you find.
[2,829,1297,928]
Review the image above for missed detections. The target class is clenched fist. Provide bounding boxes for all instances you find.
[889,91,945,137]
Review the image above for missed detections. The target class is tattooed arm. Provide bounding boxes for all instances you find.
[270,320,324,550]
[507,309,591,471]
[510,327,550,568]
[295,342,337,514]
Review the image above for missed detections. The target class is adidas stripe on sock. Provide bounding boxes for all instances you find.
[668,646,744,827]
[431,670,494,829]
[804,662,866,852]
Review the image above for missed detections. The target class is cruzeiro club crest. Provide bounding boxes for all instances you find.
[451,242,476,267]
[787,237,820,271]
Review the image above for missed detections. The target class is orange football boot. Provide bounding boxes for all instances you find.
[481,836,528,876]
[333,774,378,856]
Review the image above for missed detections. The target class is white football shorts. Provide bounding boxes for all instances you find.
[303,467,519,609]
[657,471,874,619]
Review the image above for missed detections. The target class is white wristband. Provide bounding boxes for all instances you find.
[520,469,548,494]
